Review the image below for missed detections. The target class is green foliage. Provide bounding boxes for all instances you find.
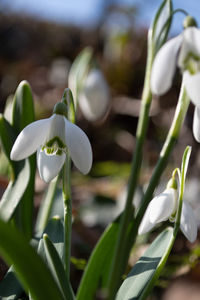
[12,80,35,132]
[0,115,18,176]
[0,159,30,221]
[116,228,173,300]
[43,234,75,300]
[0,219,65,300]
[11,80,36,239]
[0,266,23,300]
[76,218,121,300]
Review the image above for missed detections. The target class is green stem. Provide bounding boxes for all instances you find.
[139,147,191,300]
[127,85,190,257]
[107,41,155,300]
[62,154,72,278]
[136,84,189,226]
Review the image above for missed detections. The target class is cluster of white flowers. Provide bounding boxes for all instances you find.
[10,21,199,243]
[151,26,200,142]
[139,24,200,243]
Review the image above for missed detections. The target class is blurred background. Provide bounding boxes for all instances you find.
[0,0,200,299]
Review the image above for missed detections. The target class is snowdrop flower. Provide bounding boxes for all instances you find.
[139,182,197,243]
[78,69,110,121]
[151,25,200,142]
[10,103,92,183]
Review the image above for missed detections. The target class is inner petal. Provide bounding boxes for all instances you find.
[37,148,66,182]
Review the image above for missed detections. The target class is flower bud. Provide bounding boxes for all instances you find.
[183,16,197,29]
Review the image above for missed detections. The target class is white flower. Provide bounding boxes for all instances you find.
[138,188,197,243]
[78,69,110,121]
[151,27,200,142]
[10,113,93,183]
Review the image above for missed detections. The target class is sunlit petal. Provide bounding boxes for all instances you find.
[64,119,92,174]
[79,70,110,121]
[47,114,66,141]
[184,71,200,107]
[192,106,200,142]
[10,118,51,161]
[37,148,66,183]
[138,204,155,235]
[149,189,177,223]
[178,27,200,67]
[180,201,197,243]
[151,34,183,95]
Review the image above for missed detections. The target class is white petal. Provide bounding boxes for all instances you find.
[37,148,66,183]
[47,114,66,142]
[65,119,92,174]
[79,70,110,121]
[180,201,197,243]
[149,188,177,223]
[193,106,200,142]
[10,118,51,161]
[138,204,155,235]
[151,34,183,95]
[184,71,200,107]
[178,27,200,68]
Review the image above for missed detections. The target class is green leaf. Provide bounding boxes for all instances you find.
[76,218,121,300]
[0,159,30,221]
[37,216,65,274]
[12,80,35,132]
[35,177,59,235]
[42,216,64,261]
[0,115,17,175]
[181,146,191,187]
[11,80,36,239]
[43,234,75,300]
[0,266,23,300]
[0,219,65,300]
[116,227,173,300]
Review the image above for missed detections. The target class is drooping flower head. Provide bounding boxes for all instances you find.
[150,21,200,142]
[78,69,110,122]
[10,102,93,183]
[139,177,197,243]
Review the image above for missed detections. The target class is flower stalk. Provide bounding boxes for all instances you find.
[62,154,72,278]
[128,84,190,251]
[107,33,156,300]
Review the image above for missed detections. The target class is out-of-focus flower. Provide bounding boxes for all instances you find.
[10,105,92,182]
[151,26,200,142]
[139,186,197,243]
[78,69,110,121]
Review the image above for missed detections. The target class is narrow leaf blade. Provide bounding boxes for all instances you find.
[76,219,121,300]
[116,227,173,300]
[43,234,75,300]
[0,266,23,300]
[0,159,30,221]
[0,219,65,300]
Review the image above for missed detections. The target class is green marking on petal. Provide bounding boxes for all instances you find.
[56,149,63,156]
[46,136,65,148]
[42,136,66,156]
[183,52,200,75]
